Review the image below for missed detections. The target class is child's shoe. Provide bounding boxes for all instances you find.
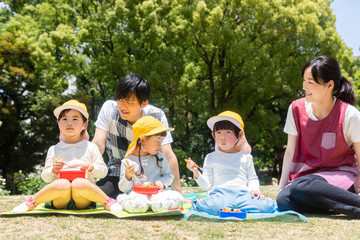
[13,197,37,213]
[103,197,122,212]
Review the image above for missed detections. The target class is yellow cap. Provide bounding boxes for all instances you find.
[53,100,88,120]
[125,116,174,157]
[207,111,244,132]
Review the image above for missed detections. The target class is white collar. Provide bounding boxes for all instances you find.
[56,140,88,149]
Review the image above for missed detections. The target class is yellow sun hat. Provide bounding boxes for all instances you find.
[53,100,89,120]
[207,111,244,132]
[125,116,174,157]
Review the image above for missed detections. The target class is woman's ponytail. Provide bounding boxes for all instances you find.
[336,76,356,105]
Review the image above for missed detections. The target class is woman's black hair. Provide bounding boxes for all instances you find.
[301,55,356,105]
[115,73,150,104]
[135,131,166,178]
[213,120,241,138]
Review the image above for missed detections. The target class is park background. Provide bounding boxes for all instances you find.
[1,0,360,195]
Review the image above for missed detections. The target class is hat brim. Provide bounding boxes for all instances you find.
[207,116,242,131]
[124,128,174,158]
[54,105,88,119]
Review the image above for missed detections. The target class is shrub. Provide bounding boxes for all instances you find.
[17,174,47,195]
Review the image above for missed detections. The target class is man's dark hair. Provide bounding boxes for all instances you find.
[213,120,241,138]
[115,73,150,104]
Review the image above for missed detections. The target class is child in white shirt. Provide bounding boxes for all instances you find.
[186,111,277,215]
[12,100,121,213]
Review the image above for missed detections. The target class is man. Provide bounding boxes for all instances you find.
[92,74,181,198]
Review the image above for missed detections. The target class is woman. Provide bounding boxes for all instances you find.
[276,56,360,218]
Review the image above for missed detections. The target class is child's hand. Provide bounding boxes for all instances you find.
[154,181,165,192]
[185,158,199,173]
[125,163,135,181]
[52,159,65,174]
[251,190,265,200]
[81,163,94,172]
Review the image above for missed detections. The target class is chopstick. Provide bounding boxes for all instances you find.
[52,157,72,168]
[125,159,141,185]
[184,158,203,170]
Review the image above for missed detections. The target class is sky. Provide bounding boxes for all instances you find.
[331,0,360,56]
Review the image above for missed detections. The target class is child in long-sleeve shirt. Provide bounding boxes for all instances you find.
[186,111,277,215]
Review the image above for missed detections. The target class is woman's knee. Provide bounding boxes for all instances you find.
[276,188,291,211]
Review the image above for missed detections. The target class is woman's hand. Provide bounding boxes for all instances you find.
[155,181,165,192]
[251,190,265,200]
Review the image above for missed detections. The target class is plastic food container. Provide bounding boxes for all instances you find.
[59,169,85,182]
[133,185,159,194]
[218,208,247,219]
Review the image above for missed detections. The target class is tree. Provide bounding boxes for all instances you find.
[1,0,356,182]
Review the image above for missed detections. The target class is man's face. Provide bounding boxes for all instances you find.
[117,94,148,125]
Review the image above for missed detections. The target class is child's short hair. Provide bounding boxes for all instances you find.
[115,73,150,104]
[58,109,87,123]
[213,120,241,138]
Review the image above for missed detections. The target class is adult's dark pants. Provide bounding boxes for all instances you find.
[96,176,122,199]
[276,175,360,218]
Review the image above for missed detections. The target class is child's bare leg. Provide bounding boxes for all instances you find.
[71,178,108,209]
[33,179,72,208]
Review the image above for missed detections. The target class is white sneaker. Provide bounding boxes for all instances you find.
[110,202,123,212]
[13,202,30,213]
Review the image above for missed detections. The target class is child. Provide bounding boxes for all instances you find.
[117,116,183,213]
[186,111,277,215]
[12,100,121,213]
[277,56,360,218]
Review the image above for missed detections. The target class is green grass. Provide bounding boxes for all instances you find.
[1,186,359,240]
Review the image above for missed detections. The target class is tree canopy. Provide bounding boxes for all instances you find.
[0,0,357,182]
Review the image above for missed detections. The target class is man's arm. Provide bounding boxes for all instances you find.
[92,127,109,155]
[160,143,182,194]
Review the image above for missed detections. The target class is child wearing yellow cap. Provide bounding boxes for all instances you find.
[186,111,278,215]
[116,116,183,213]
[12,100,121,213]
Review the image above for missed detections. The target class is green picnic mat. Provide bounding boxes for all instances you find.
[0,202,189,218]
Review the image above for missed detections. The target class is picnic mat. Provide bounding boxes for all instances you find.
[182,193,309,222]
[0,202,187,218]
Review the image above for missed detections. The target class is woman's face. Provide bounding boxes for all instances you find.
[302,67,333,103]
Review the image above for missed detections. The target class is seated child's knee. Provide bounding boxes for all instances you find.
[151,191,183,213]
[119,192,150,213]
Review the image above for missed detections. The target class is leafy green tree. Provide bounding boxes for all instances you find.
[1,0,356,183]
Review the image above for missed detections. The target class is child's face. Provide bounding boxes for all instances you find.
[58,109,86,141]
[212,129,238,153]
[140,135,165,155]
[117,93,148,125]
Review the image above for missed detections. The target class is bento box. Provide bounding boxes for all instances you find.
[218,208,247,219]
[133,185,159,194]
[59,169,85,181]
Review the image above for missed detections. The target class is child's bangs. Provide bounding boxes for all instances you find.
[213,120,240,137]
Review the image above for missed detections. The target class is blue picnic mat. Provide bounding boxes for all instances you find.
[182,193,309,222]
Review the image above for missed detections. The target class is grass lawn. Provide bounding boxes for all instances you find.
[0,185,359,240]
